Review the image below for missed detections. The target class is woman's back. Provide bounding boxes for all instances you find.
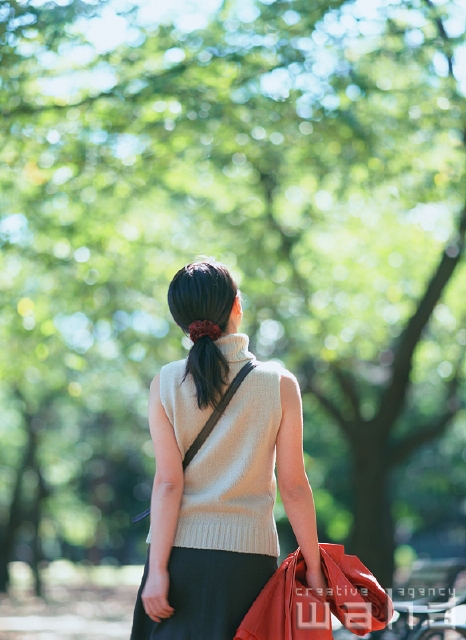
[151,333,282,557]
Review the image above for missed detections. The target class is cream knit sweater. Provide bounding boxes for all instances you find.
[146,333,282,557]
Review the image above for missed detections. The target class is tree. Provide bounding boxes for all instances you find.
[1,0,465,592]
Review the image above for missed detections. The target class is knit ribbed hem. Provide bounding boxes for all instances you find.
[147,518,280,557]
[174,518,279,557]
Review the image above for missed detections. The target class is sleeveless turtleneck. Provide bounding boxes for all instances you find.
[146,333,282,557]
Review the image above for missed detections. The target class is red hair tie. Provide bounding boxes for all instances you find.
[189,320,222,343]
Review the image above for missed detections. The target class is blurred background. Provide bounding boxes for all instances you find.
[1,0,466,636]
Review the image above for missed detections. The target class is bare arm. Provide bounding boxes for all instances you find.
[141,373,184,623]
[276,371,326,590]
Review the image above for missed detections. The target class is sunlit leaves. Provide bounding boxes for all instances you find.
[1,0,465,566]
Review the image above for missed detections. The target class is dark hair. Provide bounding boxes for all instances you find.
[167,260,238,409]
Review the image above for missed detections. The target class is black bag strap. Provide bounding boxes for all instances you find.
[182,359,257,469]
[132,359,257,524]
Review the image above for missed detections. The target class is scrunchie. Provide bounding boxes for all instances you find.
[188,319,222,343]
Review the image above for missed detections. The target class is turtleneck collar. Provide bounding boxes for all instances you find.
[215,333,254,363]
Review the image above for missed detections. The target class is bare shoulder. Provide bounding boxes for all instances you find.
[279,368,300,397]
[150,372,160,388]
[258,361,296,381]
[148,372,161,398]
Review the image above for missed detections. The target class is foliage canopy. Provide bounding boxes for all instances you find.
[1,0,465,588]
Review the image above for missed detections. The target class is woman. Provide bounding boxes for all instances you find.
[130,260,326,640]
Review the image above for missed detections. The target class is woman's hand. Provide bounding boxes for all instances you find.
[141,568,175,623]
[305,565,328,599]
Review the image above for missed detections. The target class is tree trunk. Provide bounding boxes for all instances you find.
[30,463,46,598]
[348,426,394,588]
[0,419,35,592]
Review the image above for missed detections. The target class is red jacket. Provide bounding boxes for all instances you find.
[235,543,393,640]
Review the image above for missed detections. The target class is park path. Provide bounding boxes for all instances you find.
[0,562,142,640]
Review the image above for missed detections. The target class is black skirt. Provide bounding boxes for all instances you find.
[130,545,278,640]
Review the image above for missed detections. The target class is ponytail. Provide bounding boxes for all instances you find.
[167,261,238,409]
[185,338,229,409]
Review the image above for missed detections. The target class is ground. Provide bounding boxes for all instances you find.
[0,561,142,640]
